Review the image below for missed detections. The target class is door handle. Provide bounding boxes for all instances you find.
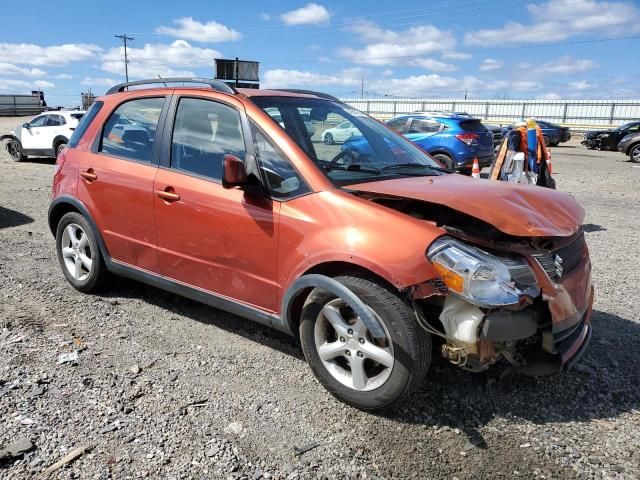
[156,187,180,202]
[80,169,97,182]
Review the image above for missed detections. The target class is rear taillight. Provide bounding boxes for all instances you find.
[455,133,479,145]
[53,148,67,176]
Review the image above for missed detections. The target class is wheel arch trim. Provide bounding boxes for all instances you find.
[52,135,69,149]
[48,196,110,261]
[280,273,386,340]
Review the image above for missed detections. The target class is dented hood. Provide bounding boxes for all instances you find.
[349,174,584,237]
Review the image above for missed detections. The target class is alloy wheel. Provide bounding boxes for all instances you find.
[313,298,394,391]
[631,145,640,163]
[8,140,23,161]
[324,133,334,145]
[60,223,93,281]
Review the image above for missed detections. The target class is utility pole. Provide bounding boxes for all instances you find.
[361,76,364,99]
[464,89,468,100]
[115,34,134,83]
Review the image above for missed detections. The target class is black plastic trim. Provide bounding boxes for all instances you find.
[281,274,386,339]
[270,89,341,102]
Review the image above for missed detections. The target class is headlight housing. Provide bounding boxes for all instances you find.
[427,237,539,307]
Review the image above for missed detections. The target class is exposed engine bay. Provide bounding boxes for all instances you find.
[355,192,592,375]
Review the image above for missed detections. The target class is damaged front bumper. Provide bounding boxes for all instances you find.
[414,231,593,375]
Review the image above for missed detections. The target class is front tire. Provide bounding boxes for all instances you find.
[629,144,640,163]
[543,135,551,147]
[299,275,431,410]
[8,139,27,162]
[55,212,108,293]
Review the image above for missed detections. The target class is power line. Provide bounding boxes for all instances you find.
[114,34,134,82]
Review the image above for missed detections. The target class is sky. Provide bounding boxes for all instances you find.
[1,0,639,106]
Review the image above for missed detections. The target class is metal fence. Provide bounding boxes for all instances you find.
[0,94,46,116]
[340,98,640,127]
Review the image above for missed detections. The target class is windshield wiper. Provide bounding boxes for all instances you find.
[380,163,451,174]
[322,164,382,174]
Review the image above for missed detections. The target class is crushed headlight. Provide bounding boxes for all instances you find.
[427,237,539,307]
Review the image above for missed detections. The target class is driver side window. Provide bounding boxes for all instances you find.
[250,122,309,199]
[29,115,48,128]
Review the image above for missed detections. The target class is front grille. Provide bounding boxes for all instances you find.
[533,231,586,281]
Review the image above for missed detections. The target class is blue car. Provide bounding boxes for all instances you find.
[502,120,571,147]
[342,113,494,172]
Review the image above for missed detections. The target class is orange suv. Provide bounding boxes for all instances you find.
[49,78,593,410]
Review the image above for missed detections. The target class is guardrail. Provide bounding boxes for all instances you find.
[340,98,640,128]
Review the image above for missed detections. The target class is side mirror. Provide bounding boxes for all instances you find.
[222,154,248,189]
[22,123,30,129]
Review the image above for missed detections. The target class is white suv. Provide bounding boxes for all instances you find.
[1,110,85,161]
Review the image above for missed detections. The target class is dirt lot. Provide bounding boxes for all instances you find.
[1,115,639,479]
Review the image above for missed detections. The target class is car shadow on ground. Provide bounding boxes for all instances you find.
[0,206,34,229]
[98,280,640,436]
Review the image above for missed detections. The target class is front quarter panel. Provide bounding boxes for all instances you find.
[277,190,445,305]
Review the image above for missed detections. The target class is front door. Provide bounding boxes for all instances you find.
[153,96,279,312]
[77,96,166,273]
[20,114,49,151]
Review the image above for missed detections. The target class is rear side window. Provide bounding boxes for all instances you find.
[100,98,164,163]
[68,102,102,148]
[386,118,407,133]
[46,115,66,126]
[408,119,441,133]
[170,97,246,181]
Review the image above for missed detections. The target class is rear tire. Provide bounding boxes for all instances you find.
[629,144,640,163]
[8,139,27,162]
[543,136,550,147]
[324,133,335,145]
[432,153,454,172]
[55,141,67,157]
[299,274,431,410]
[55,212,108,293]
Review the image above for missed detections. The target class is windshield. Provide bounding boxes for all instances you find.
[251,96,444,186]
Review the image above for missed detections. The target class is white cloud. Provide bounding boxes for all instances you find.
[369,74,483,98]
[465,0,640,46]
[479,58,503,72]
[81,77,119,87]
[442,52,472,61]
[408,58,457,73]
[537,92,562,100]
[0,78,54,93]
[340,21,456,66]
[281,3,331,26]
[260,13,271,21]
[0,43,101,66]
[100,40,220,79]
[53,73,73,80]
[0,63,46,77]
[540,56,597,74]
[568,80,594,90]
[263,68,361,88]
[156,17,241,42]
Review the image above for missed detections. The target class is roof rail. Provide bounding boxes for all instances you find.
[270,89,341,102]
[105,77,237,95]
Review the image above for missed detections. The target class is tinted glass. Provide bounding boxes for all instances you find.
[71,113,84,121]
[171,98,246,181]
[29,115,48,127]
[250,122,308,199]
[385,118,407,132]
[408,119,440,133]
[252,96,442,186]
[46,115,65,126]
[100,98,164,163]
[68,102,102,148]
[458,119,487,132]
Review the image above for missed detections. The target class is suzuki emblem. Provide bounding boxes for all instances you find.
[554,254,564,278]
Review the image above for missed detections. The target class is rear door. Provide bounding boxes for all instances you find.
[77,95,168,273]
[153,95,280,312]
[458,119,494,155]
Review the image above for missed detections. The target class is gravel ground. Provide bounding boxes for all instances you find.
[1,115,639,479]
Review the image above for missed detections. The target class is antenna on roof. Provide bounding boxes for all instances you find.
[157,75,167,87]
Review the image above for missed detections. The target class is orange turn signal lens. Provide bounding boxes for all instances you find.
[433,263,465,293]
